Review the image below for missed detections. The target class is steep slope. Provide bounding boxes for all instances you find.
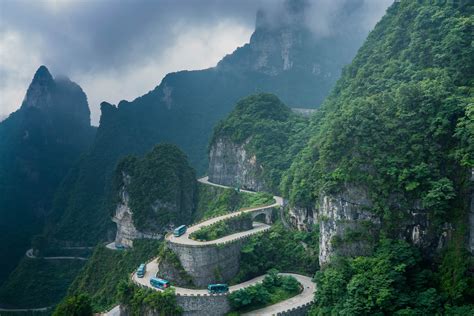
[47,0,372,246]
[111,144,197,247]
[281,0,473,311]
[208,93,310,193]
[0,66,95,284]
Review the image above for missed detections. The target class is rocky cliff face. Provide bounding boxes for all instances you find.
[48,0,371,246]
[112,173,162,247]
[21,65,91,127]
[208,137,266,192]
[289,185,458,267]
[288,206,316,231]
[110,144,197,247]
[0,65,95,283]
[318,187,380,267]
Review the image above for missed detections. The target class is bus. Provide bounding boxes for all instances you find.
[208,284,229,294]
[150,277,170,290]
[173,225,187,237]
[137,263,146,278]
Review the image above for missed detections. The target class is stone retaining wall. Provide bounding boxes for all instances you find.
[168,239,245,287]
[176,293,231,316]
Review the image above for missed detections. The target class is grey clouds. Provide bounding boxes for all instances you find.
[0,0,393,124]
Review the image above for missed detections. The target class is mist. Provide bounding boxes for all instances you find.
[0,0,393,125]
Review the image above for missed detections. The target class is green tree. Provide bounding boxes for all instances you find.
[53,294,93,316]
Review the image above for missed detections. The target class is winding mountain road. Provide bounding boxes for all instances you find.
[165,177,283,246]
[0,306,52,313]
[242,273,315,315]
[132,258,314,301]
[25,248,88,261]
[129,177,315,315]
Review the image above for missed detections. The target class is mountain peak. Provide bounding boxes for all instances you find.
[32,65,54,85]
[20,66,91,128]
[256,0,308,31]
[21,65,55,109]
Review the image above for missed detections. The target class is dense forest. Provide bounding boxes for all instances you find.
[0,66,95,285]
[40,0,370,252]
[111,144,197,232]
[210,93,311,193]
[1,0,473,315]
[281,1,474,314]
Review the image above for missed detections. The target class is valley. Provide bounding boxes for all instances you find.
[0,1,472,315]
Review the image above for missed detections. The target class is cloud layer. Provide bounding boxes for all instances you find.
[0,0,392,125]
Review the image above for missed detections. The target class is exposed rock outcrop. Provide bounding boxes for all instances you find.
[111,144,197,247]
[157,258,194,288]
[112,174,162,247]
[287,186,456,267]
[288,206,316,231]
[208,137,266,192]
[0,65,95,283]
[318,187,380,267]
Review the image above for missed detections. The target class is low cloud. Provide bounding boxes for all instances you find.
[0,0,392,125]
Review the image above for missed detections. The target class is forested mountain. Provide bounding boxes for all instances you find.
[279,1,473,313]
[111,144,197,245]
[4,0,473,314]
[208,93,310,193]
[0,66,95,284]
[45,0,371,246]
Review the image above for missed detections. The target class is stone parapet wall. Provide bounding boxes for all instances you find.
[168,239,245,287]
[176,293,231,316]
[276,302,313,316]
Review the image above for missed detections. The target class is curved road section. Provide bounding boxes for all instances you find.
[25,248,88,261]
[129,177,315,315]
[132,261,315,313]
[166,177,282,246]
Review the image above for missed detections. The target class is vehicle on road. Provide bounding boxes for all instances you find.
[173,225,187,237]
[137,263,146,278]
[150,277,170,289]
[208,283,229,294]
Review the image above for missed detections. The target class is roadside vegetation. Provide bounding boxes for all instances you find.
[311,239,474,315]
[190,213,252,241]
[228,270,300,314]
[63,240,161,313]
[117,281,182,316]
[233,223,319,284]
[195,182,274,220]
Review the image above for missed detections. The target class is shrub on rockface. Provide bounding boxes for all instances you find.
[233,223,319,283]
[111,144,197,232]
[53,294,93,316]
[282,0,473,228]
[210,93,311,193]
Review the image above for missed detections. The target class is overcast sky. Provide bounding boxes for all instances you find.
[0,0,392,125]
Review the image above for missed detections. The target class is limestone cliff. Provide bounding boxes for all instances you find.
[287,206,316,232]
[317,188,380,267]
[207,93,310,194]
[290,185,459,267]
[0,65,95,283]
[111,144,197,247]
[208,137,266,192]
[112,173,162,247]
